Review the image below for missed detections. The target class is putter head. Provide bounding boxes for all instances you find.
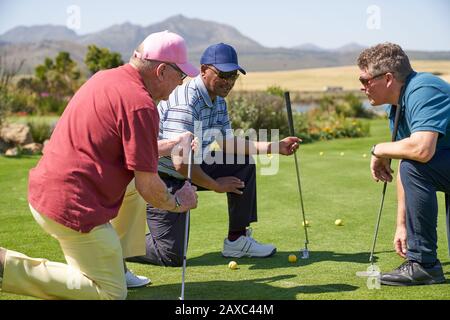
[301,248,309,259]
[355,264,381,277]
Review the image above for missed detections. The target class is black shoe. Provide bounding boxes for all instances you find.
[380,260,446,286]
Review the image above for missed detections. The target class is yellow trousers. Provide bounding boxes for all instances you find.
[111,179,147,258]
[1,180,147,300]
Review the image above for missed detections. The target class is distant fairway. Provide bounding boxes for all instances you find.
[235,60,450,92]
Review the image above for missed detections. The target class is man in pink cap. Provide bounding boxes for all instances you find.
[0,31,198,300]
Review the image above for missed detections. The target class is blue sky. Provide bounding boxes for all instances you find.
[0,0,449,51]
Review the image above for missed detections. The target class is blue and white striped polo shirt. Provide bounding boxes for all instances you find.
[157,75,234,179]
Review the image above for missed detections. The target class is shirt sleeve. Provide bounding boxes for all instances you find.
[407,86,450,136]
[160,104,197,140]
[121,107,159,172]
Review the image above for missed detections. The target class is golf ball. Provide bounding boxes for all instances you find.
[340,152,345,156]
[363,153,367,158]
[288,254,297,263]
[228,261,238,270]
[302,220,310,227]
[319,152,324,156]
[335,219,344,226]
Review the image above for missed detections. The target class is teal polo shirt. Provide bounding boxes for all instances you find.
[387,71,450,150]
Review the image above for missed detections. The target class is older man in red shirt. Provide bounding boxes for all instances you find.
[0,31,198,300]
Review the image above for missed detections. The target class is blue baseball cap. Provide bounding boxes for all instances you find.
[200,43,246,75]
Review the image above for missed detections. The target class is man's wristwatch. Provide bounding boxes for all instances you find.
[371,144,378,157]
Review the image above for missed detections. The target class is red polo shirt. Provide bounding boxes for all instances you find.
[28,64,159,232]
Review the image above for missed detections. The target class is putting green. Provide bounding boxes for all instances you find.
[0,119,449,300]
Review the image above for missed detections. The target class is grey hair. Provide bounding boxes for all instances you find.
[357,42,413,82]
[129,43,160,71]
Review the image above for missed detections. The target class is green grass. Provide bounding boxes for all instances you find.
[1,119,449,300]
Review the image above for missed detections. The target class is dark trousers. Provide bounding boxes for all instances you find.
[400,149,450,264]
[129,154,257,267]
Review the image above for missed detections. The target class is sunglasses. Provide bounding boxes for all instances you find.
[166,63,187,80]
[207,66,239,81]
[359,72,388,86]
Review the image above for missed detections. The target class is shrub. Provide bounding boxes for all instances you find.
[35,95,68,115]
[318,93,375,119]
[0,57,24,126]
[340,93,375,118]
[293,113,315,143]
[226,91,289,138]
[307,114,370,141]
[85,45,123,75]
[265,85,285,98]
[226,90,370,144]
[7,88,38,114]
[26,52,81,115]
[27,119,54,143]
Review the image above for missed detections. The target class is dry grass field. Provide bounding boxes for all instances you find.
[235,60,450,92]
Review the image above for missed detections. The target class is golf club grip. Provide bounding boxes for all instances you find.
[284,92,296,136]
[187,147,194,183]
[391,105,401,142]
[387,105,402,166]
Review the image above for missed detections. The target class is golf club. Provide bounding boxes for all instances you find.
[370,104,402,261]
[179,143,194,300]
[284,91,310,259]
[357,104,402,277]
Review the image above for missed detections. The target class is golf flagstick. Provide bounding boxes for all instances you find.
[284,91,310,259]
[357,104,402,277]
[180,145,194,300]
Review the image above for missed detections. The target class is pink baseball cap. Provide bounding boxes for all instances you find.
[134,30,199,77]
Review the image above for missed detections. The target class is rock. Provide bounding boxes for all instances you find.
[0,123,33,145]
[5,147,19,157]
[22,143,43,155]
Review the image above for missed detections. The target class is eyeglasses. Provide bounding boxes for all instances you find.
[359,72,388,86]
[207,66,239,81]
[166,63,187,80]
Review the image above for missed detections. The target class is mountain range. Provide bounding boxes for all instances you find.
[1,14,449,74]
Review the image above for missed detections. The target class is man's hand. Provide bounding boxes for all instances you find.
[177,131,198,152]
[174,181,198,212]
[172,132,198,167]
[213,176,245,195]
[370,155,393,182]
[277,137,301,155]
[393,225,408,258]
[158,131,196,157]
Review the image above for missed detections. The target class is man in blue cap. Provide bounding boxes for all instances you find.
[127,43,301,266]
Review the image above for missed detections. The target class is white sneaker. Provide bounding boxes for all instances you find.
[222,229,276,258]
[125,270,151,288]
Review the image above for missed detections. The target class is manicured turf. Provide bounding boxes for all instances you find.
[1,119,449,300]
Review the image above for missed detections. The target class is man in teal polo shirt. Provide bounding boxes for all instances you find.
[357,43,450,286]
